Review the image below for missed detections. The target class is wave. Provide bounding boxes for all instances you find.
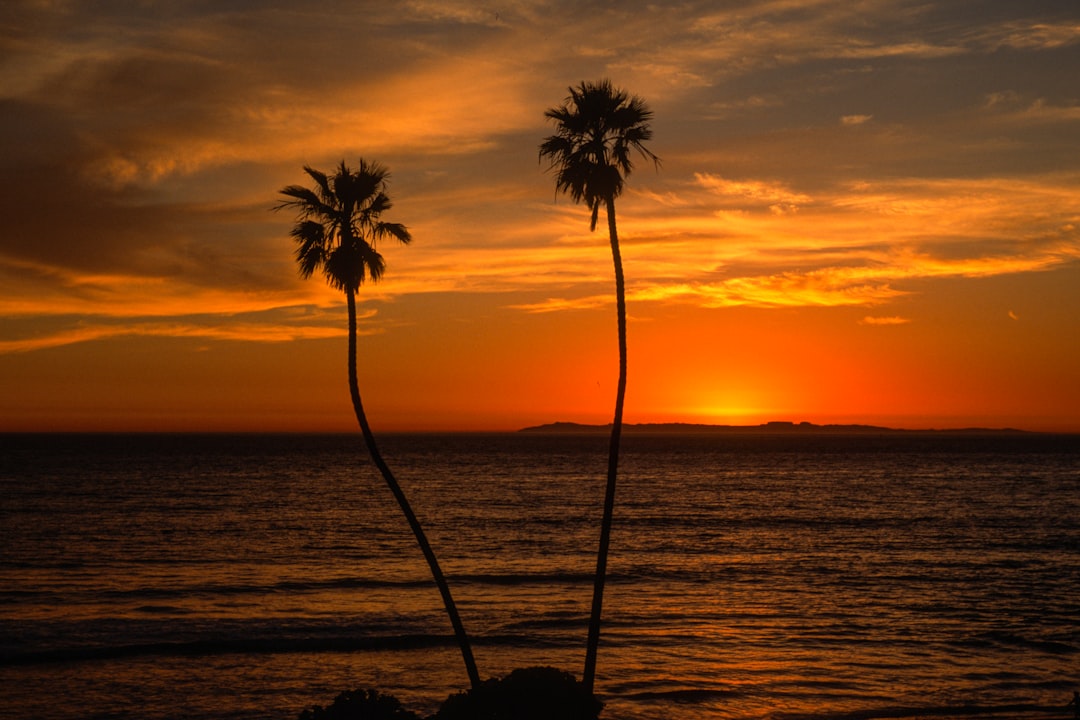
[133,604,195,615]
[455,572,594,586]
[0,632,561,667]
[44,572,600,605]
[504,616,586,632]
[773,703,1058,720]
[92,576,438,601]
[951,631,1079,655]
[624,688,746,703]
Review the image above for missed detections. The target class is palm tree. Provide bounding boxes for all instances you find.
[539,80,658,694]
[276,160,481,690]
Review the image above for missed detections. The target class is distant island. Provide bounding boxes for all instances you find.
[519,421,1036,435]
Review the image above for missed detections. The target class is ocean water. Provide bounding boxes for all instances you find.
[1,431,1079,720]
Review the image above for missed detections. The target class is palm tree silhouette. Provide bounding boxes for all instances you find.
[276,160,481,690]
[539,80,659,693]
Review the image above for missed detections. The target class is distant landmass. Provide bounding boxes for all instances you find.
[519,421,1036,435]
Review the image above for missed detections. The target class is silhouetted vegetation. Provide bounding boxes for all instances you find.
[539,79,659,693]
[299,668,601,720]
[276,160,480,689]
[299,688,422,720]
[433,667,602,720]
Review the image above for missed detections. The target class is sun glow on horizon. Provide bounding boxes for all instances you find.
[684,407,780,427]
[670,386,779,426]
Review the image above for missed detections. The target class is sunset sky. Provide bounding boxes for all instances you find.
[1,0,1078,432]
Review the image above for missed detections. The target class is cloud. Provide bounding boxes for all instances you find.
[1004,99,1080,125]
[829,40,962,60]
[0,301,373,355]
[991,22,1080,50]
[600,169,1080,311]
[629,271,906,308]
[508,295,611,313]
[841,114,873,125]
[695,173,812,214]
[860,316,912,325]
[0,319,347,355]
[0,252,333,321]
[622,237,1075,310]
[399,1,506,26]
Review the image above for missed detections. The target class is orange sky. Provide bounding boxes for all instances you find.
[1,2,1078,432]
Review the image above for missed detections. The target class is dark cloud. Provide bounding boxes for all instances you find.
[0,96,293,297]
[0,98,157,270]
[42,49,229,121]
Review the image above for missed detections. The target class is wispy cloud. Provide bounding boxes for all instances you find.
[0,319,347,355]
[629,272,905,308]
[508,295,612,313]
[860,315,912,325]
[841,114,873,125]
[695,173,813,214]
[990,22,1080,50]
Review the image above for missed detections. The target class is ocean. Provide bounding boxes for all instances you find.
[1,431,1078,720]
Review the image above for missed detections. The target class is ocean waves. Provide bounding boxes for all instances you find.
[1,432,1078,720]
[2,631,588,668]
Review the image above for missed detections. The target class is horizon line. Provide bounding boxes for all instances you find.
[2,420,1078,436]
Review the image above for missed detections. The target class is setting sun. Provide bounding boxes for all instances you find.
[687,405,777,427]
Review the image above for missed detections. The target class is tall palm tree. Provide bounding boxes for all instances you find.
[539,80,658,694]
[276,160,481,690]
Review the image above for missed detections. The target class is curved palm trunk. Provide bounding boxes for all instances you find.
[346,289,481,690]
[583,195,627,693]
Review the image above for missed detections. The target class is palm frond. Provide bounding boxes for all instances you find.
[277,158,410,293]
[367,191,393,217]
[304,166,334,207]
[275,185,324,214]
[360,244,386,283]
[375,221,412,246]
[295,243,326,280]
[539,79,658,228]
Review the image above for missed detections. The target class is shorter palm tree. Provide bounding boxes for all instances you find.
[277,160,480,689]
